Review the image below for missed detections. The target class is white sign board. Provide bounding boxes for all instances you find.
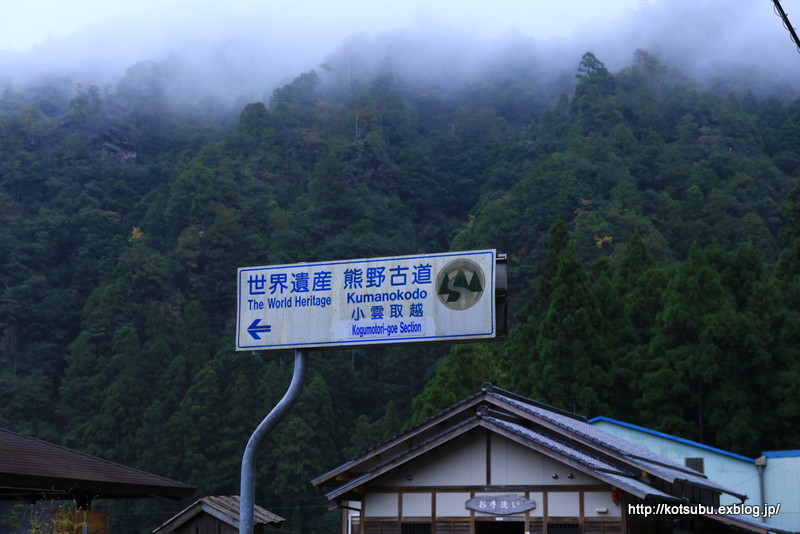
[236,250,496,351]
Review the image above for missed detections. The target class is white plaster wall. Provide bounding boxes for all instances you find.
[365,493,398,517]
[370,431,606,491]
[403,493,432,517]
[378,430,488,487]
[490,434,601,486]
[583,492,621,518]
[548,492,580,517]
[436,492,472,517]
[528,492,543,517]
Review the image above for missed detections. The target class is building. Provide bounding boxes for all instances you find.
[761,450,800,532]
[313,385,787,534]
[153,495,285,534]
[588,417,757,508]
[589,418,799,533]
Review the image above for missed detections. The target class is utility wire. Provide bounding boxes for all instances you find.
[772,0,800,53]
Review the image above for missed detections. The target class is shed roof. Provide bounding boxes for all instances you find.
[0,427,195,504]
[153,495,285,534]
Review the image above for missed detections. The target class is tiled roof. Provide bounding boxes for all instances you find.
[315,386,746,502]
[489,391,691,472]
[313,385,783,534]
[485,416,631,475]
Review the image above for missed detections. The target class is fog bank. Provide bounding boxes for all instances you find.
[1,0,798,109]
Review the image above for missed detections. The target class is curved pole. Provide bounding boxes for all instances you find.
[240,349,309,534]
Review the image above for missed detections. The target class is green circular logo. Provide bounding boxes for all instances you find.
[436,259,485,310]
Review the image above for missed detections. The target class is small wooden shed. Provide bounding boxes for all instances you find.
[153,495,285,534]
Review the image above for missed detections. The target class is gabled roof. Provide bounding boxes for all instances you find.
[153,495,285,534]
[0,427,195,504]
[312,385,746,504]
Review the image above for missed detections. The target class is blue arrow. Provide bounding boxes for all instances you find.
[247,319,272,340]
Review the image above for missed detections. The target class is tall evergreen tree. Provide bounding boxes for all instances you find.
[637,244,739,444]
[506,220,608,414]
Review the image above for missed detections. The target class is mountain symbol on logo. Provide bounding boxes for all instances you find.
[438,266,483,303]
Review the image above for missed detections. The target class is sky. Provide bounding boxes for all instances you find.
[2,0,798,102]
[0,0,645,53]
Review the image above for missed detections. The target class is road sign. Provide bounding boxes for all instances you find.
[236,250,498,351]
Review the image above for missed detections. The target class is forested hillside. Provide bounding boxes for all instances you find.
[2,36,800,534]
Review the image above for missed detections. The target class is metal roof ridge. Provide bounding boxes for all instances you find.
[761,449,800,458]
[482,392,651,463]
[589,416,755,463]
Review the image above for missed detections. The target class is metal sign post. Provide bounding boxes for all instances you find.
[239,349,308,534]
[235,250,506,534]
